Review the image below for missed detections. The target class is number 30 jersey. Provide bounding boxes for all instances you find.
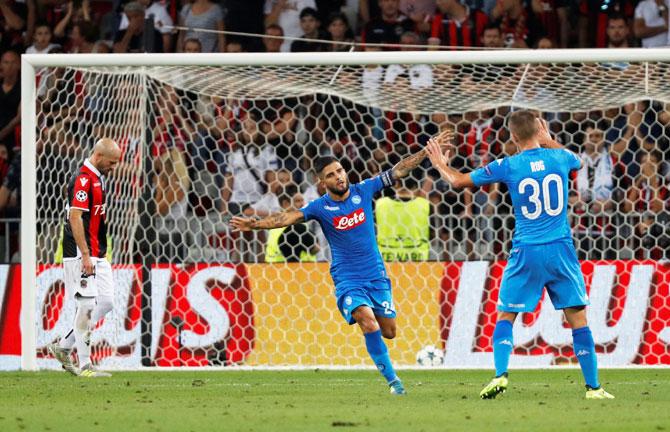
[62,159,108,260]
[470,148,581,247]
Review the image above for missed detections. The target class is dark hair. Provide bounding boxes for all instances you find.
[35,21,51,31]
[607,12,627,24]
[482,23,501,34]
[284,183,299,197]
[314,156,339,175]
[300,7,319,20]
[265,24,284,35]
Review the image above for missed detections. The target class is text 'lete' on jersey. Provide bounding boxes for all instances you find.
[301,173,394,290]
[62,159,108,259]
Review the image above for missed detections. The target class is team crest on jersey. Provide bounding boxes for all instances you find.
[352,195,361,204]
[75,191,88,202]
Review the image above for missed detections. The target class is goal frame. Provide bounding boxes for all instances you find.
[20,48,670,370]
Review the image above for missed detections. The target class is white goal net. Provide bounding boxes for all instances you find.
[16,51,670,370]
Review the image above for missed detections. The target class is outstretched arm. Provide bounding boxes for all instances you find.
[230,210,305,231]
[425,136,474,190]
[392,128,455,179]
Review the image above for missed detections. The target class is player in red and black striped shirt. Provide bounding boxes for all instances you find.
[49,138,121,377]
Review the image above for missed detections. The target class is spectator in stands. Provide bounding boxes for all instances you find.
[183,37,203,53]
[0,0,27,52]
[0,148,19,216]
[491,0,545,48]
[362,0,415,47]
[291,7,328,51]
[114,2,164,53]
[245,168,293,217]
[222,109,279,215]
[633,211,669,259]
[226,39,245,52]
[26,22,59,54]
[576,123,615,213]
[480,22,504,47]
[535,36,554,48]
[529,0,568,47]
[154,147,190,261]
[119,0,174,52]
[264,0,317,52]
[265,187,318,262]
[634,0,669,48]
[607,13,632,48]
[68,20,99,53]
[428,0,488,48]
[398,0,436,35]
[623,150,668,214]
[177,0,226,53]
[376,176,431,261]
[0,50,20,151]
[262,24,285,52]
[326,12,354,51]
[54,0,92,42]
[578,0,636,47]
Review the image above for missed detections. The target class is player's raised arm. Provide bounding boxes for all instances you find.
[391,128,455,179]
[425,135,475,189]
[536,118,583,169]
[230,210,305,231]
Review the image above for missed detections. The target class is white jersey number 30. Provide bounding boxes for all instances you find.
[518,174,563,220]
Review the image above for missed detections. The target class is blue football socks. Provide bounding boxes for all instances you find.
[572,326,600,389]
[493,319,514,377]
[364,330,397,383]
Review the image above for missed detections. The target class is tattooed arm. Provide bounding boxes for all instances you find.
[392,128,455,179]
[230,210,305,231]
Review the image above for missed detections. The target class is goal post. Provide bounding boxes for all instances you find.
[18,49,670,370]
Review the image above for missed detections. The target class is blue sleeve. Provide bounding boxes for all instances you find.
[563,149,581,172]
[470,158,507,187]
[300,198,320,222]
[358,170,394,198]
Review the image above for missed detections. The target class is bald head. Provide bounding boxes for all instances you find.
[91,138,121,175]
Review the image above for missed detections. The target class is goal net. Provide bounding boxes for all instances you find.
[17,51,670,370]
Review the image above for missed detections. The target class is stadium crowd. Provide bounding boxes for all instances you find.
[1,0,670,262]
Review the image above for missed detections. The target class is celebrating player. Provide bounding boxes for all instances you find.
[231,133,452,395]
[48,138,121,378]
[426,111,614,400]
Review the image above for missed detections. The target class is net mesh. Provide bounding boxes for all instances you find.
[34,60,670,368]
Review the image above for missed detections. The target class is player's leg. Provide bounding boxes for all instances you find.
[79,259,114,377]
[375,316,396,340]
[546,242,613,399]
[564,307,613,399]
[351,306,404,395]
[49,259,83,375]
[481,246,543,399]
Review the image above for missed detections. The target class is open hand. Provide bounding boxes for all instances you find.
[230,216,254,232]
[426,137,450,171]
[535,117,554,146]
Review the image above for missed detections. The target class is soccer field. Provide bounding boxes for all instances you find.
[1,370,668,432]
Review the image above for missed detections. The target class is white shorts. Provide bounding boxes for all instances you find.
[63,258,114,298]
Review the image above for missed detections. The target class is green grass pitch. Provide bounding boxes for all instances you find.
[1,369,668,431]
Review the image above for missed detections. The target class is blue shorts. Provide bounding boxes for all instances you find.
[498,242,588,313]
[336,279,396,325]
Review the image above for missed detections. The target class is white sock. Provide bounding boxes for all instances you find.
[74,297,95,367]
[60,296,113,351]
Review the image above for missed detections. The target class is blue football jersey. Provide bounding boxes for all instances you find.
[470,148,581,247]
[300,174,393,290]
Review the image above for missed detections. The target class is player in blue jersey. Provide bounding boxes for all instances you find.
[230,132,452,395]
[426,111,614,400]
